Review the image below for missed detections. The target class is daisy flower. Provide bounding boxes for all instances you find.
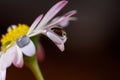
[0,0,77,80]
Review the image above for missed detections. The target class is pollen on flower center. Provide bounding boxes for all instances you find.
[1,24,29,47]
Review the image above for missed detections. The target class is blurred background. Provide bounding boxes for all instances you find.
[0,0,119,80]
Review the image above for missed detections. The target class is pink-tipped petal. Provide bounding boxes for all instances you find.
[20,40,36,56]
[46,17,65,28]
[59,17,78,27]
[63,10,77,17]
[27,14,43,35]
[13,46,24,68]
[59,18,69,27]
[45,10,77,28]
[35,0,68,30]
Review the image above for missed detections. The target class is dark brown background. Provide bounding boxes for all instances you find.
[0,0,119,80]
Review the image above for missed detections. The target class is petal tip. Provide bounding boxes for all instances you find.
[59,0,68,6]
[57,44,65,52]
[72,10,77,15]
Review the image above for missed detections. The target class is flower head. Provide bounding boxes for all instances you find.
[1,24,29,52]
[0,0,77,80]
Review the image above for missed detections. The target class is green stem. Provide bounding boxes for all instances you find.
[24,56,44,80]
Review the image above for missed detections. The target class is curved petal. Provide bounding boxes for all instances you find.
[45,10,77,28]
[0,46,16,80]
[13,46,24,68]
[31,10,77,37]
[47,32,62,44]
[2,46,16,68]
[20,40,36,56]
[35,0,68,30]
[59,17,77,27]
[0,45,24,79]
[51,17,75,27]
[27,14,43,35]
[46,32,65,51]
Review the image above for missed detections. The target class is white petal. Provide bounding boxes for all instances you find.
[35,0,68,30]
[27,14,43,35]
[0,46,16,80]
[0,68,6,80]
[2,46,16,68]
[46,32,65,51]
[47,32,62,44]
[0,52,2,57]
[58,18,69,27]
[56,43,65,52]
[11,25,17,29]
[0,53,6,75]
[27,29,45,37]
[7,27,12,32]
[7,25,16,32]
[0,53,6,71]
[13,46,23,68]
[0,45,18,80]
[20,40,36,56]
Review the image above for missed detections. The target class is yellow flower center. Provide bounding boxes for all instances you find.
[1,24,29,48]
